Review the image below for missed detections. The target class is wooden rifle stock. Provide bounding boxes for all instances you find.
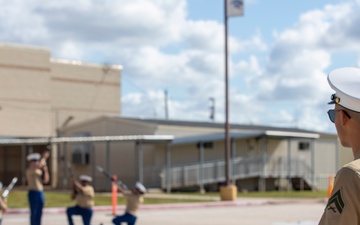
[67,162,77,199]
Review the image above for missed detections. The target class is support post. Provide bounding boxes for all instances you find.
[311,139,316,191]
[21,144,26,186]
[63,143,68,188]
[106,141,110,191]
[199,142,205,193]
[166,143,171,193]
[137,141,143,183]
[287,138,291,191]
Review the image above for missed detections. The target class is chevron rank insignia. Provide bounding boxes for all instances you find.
[326,189,345,214]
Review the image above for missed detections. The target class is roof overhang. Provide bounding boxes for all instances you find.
[0,135,174,145]
[171,130,320,146]
[265,130,320,139]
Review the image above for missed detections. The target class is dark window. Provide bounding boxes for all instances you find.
[196,142,213,149]
[298,142,310,151]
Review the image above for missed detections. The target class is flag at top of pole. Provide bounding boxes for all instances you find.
[227,0,244,17]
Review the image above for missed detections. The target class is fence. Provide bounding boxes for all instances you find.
[161,156,328,190]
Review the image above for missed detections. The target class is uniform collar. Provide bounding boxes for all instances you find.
[354,151,360,160]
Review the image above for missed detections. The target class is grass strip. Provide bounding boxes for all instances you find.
[6,191,211,208]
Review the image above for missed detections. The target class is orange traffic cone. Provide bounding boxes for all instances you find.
[327,175,334,199]
[112,175,118,215]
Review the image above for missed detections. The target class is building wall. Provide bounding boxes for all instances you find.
[0,44,122,138]
[0,44,52,137]
[50,61,121,136]
[320,135,353,169]
[60,117,159,190]
[314,139,338,175]
[0,43,122,188]
[104,118,157,136]
[241,138,260,158]
[154,124,222,137]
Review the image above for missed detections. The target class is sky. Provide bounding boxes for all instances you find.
[1,0,360,134]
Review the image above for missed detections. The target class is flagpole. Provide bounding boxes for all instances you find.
[221,0,243,201]
[224,0,231,186]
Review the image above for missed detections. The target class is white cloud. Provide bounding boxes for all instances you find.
[231,30,268,53]
[183,20,225,52]
[245,1,360,132]
[2,0,360,133]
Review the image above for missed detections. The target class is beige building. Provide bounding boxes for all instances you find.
[58,116,340,192]
[0,43,348,193]
[0,43,121,185]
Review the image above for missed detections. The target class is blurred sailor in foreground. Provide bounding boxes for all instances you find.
[319,67,360,224]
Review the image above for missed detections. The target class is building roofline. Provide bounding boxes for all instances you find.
[50,58,123,70]
[120,116,332,135]
[0,43,50,53]
[0,135,174,145]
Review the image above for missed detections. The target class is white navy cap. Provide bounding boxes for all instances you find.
[27,153,41,161]
[79,175,92,182]
[135,182,147,193]
[328,67,360,112]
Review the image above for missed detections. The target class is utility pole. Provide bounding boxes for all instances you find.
[209,97,215,122]
[164,89,169,120]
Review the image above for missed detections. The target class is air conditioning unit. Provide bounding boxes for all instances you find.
[71,132,90,165]
[71,143,90,165]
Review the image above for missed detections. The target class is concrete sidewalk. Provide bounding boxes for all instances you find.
[5,197,327,215]
[3,197,327,225]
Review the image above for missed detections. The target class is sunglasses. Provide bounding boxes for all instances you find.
[327,109,351,123]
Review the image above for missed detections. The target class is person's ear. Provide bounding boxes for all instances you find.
[340,111,350,125]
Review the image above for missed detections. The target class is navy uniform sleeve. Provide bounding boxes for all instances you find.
[319,167,360,225]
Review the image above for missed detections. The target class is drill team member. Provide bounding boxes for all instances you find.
[112,182,146,225]
[26,151,50,225]
[66,175,94,225]
[319,67,360,224]
[0,182,8,225]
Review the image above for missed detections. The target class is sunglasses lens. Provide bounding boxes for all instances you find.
[327,110,335,123]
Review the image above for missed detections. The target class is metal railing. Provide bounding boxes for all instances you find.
[160,156,317,190]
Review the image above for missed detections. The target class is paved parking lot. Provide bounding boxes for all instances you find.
[3,198,326,225]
